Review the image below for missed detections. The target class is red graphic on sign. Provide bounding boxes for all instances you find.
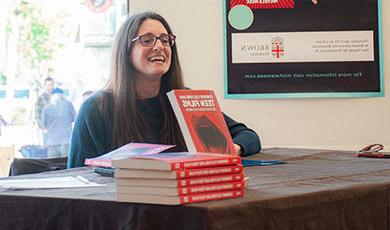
[85,0,113,13]
[271,37,284,58]
[230,0,294,9]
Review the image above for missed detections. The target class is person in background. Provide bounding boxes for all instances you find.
[0,114,9,136]
[68,12,261,168]
[35,77,54,145]
[41,88,76,158]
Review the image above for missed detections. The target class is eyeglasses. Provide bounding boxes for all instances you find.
[131,33,176,47]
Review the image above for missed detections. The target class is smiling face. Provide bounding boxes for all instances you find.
[130,19,172,82]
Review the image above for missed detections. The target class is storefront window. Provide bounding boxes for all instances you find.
[0,0,128,166]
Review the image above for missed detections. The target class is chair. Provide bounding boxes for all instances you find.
[8,157,68,176]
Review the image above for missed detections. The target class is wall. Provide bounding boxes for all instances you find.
[129,0,389,150]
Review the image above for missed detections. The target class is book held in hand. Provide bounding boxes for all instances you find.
[167,89,237,155]
[85,142,174,167]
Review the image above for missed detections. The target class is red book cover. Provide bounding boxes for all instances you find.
[167,89,237,155]
[112,152,241,170]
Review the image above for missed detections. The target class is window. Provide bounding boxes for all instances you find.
[0,0,128,166]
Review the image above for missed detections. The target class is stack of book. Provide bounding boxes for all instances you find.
[112,152,245,205]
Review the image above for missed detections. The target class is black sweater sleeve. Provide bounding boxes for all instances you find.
[67,94,112,168]
[223,113,261,157]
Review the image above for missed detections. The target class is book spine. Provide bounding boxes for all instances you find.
[175,165,243,178]
[173,157,241,170]
[178,181,244,195]
[177,173,244,187]
[179,189,244,204]
[167,91,196,152]
[84,159,111,168]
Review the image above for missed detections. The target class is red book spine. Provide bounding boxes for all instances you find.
[179,189,244,204]
[175,165,243,178]
[170,156,241,170]
[177,173,244,187]
[177,181,244,195]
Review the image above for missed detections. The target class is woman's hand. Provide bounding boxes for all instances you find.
[234,143,242,156]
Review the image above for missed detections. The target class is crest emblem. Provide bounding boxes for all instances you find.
[271,37,284,58]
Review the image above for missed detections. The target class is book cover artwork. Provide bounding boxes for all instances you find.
[167,90,237,155]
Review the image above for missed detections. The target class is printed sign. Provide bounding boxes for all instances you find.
[223,0,383,98]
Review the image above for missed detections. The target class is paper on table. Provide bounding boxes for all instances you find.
[0,176,105,191]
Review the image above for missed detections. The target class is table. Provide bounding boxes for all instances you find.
[1,148,390,230]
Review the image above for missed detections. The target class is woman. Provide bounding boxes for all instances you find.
[68,12,261,168]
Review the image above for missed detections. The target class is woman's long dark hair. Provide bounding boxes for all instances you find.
[99,12,187,151]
